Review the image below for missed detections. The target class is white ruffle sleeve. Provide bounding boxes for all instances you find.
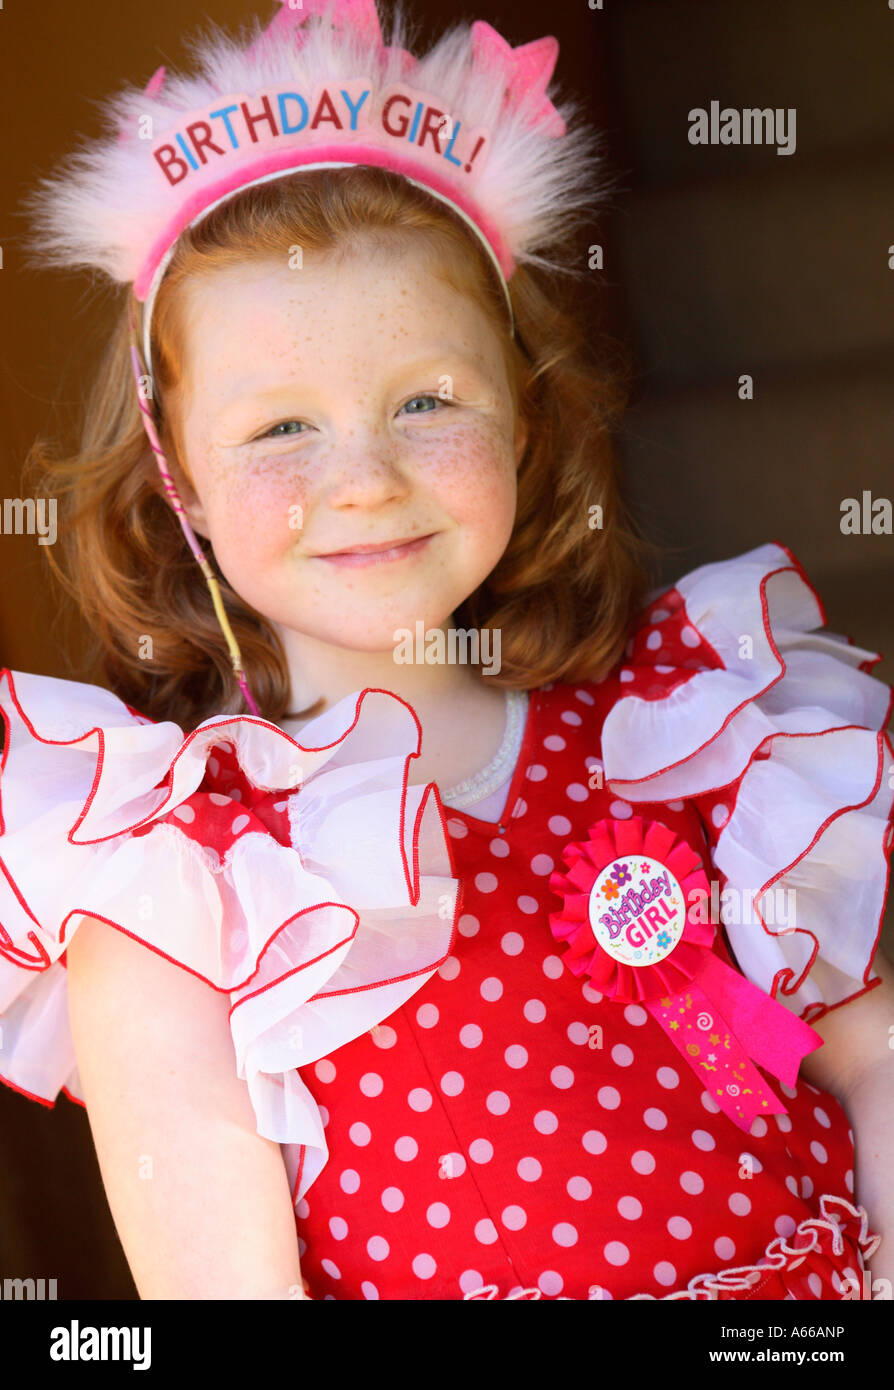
[600,541,893,1023]
[0,670,459,1203]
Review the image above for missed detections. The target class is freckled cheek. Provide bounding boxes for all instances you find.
[419,432,517,528]
[203,467,310,552]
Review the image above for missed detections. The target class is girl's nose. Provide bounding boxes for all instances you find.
[319,435,412,509]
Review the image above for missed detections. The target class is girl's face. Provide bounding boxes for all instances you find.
[169,241,527,655]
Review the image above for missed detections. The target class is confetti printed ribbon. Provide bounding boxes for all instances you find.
[548,816,822,1131]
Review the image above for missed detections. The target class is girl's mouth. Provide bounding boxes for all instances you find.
[312,533,436,568]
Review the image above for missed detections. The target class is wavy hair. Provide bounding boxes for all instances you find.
[24,165,658,729]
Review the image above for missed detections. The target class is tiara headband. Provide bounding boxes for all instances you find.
[24,0,604,715]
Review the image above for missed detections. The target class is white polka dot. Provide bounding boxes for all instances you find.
[360,1073,383,1097]
[475,872,498,893]
[439,1151,466,1179]
[565,783,588,801]
[441,1071,464,1096]
[560,710,583,726]
[416,1003,439,1028]
[231,813,251,834]
[535,1111,559,1135]
[459,1269,484,1293]
[408,1088,432,1112]
[530,854,554,876]
[624,1005,648,1026]
[711,803,730,828]
[527,764,547,782]
[811,1104,832,1129]
[567,1021,591,1046]
[551,1065,574,1090]
[750,1116,768,1138]
[597,1086,621,1110]
[505,1045,528,1069]
[361,1281,379,1300]
[446,818,468,837]
[543,734,566,751]
[486,1090,510,1115]
[227,787,243,802]
[775,1214,797,1238]
[649,608,671,624]
[691,1129,716,1151]
[538,1270,564,1295]
[172,803,195,823]
[501,932,524,956]
[321,1257,341,1280]
[458,914,480,937]
[680,625,701,648]
[469,1138,493,1164]
[729,1192,752,1216]
[296,1200,309,1220]
[552,1222,578,1246]
[518,1157,542,1182]
[315,1059,336,1083]
[582,981,603,1004]
[394,1136,418,1161]
[525,999,547,1023]
[667,800,685,812]
[475,1219,499,1245]
[619,669,635,683]
[329,1216,348,1240]
[631,1150,656,1174]
[542,955,564,979]
[517,895,539,914]
[318,1105,330,1128]
[807,1271,824,1297]
[845,1169,854,1193]
[654,1261,677,1287]
[502,1206,527,1231]
[412,1254,437,1280]
[381,1187,404,1212]
[611,1044,634,1067]
[700,1090,722,1114]
[367,1236,389,1261]
[609,800,633,819]
[489,837,510,858]
[680,1170,704,1195]
[340,1169,360,1194]
[656,1066,680,1089]
[438,955,460,981]
[371,1024,397,1048]
[667,1216,692,1240]
[644,1108,667,1130]
[582,1129,606,1154]
[349,1122,371,1146]
[604,1242,630,1266]
[714,1237,736,1262]
[426,1202,450,1228]
[775,1113,792,1132]
[548,815,572,836]
[481,976,504,1001]
[460,1023,483,1048]
[645,631,663,651]
[617,1196,642,1220]
[567,1175,592,1200]
[810,1141,828,1164]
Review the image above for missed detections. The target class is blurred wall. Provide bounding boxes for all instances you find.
[0,0,891,1298]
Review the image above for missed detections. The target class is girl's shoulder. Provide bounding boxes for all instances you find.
[540,538,892,1024]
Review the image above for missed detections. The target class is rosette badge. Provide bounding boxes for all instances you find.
[549,817,824,1132]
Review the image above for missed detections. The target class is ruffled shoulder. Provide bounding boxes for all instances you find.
[0,669,459,1204]
[599,541,894,1023]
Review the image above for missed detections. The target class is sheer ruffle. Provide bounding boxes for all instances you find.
[0,670,459,1203]
[599,542,893,1022]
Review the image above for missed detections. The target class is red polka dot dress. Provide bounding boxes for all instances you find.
[0,542,888,1300]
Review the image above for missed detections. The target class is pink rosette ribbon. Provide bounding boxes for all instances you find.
[548,816,823,1132]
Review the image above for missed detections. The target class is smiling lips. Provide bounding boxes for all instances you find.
[312,533,436,568]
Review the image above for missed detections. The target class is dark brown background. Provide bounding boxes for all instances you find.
[1,0,892,1298]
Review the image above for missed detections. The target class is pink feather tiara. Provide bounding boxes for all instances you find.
[21,0,609,719]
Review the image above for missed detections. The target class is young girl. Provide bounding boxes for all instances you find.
[2,0,892,1302]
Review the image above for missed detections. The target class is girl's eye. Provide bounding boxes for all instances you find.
[261,420,307,439]
[400,393,452,416]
